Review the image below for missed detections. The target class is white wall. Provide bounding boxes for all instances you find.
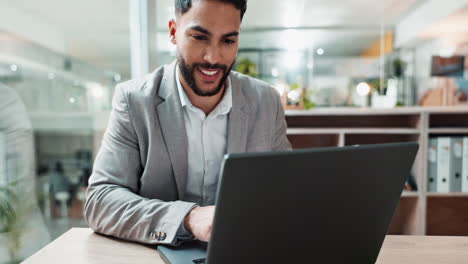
[395,0,468,48]
[0,2,65,53]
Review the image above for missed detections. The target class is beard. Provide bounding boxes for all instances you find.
[177,54,235,97]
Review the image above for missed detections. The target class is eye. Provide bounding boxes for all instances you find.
[223,39,236,44]
[192,35,207,41]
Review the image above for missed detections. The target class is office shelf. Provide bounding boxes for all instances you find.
[402,191,419,197]
[285,106,468,236]
[287,128,420,135]
[426,192,468,198]
[428,128,468,134]
[426,196,468,236]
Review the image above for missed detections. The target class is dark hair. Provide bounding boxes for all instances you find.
[175,0,247,20]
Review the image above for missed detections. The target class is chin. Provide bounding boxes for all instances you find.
[196,82,221,95]
[202,88,221,96]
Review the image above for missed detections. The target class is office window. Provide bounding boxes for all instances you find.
[0,0,129,262]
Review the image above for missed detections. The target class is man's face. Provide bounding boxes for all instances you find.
[169,0,241,96]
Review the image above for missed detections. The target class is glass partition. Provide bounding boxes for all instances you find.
[0,1,129,262]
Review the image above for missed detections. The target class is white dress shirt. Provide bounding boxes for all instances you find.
[174,67,232,241]
[176,67,232,207]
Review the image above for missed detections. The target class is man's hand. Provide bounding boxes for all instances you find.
[184,206,215,242]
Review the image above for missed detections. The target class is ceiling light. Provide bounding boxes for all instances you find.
[356,82,371,96]
[89,83,105,99]
[284,52,302,70]
[282,29,305,50]
[316,48,324,56]
[271,68,279,77]
[282,0,306,27]
[10,64,17,72]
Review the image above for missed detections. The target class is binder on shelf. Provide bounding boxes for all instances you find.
[427,138,438,192]
[463,137,468,192]
[436,137,451,193]
[450,137,463,192]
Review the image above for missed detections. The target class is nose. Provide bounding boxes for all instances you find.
[203,45,222,65]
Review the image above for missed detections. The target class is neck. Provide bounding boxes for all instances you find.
[178,71,225,115]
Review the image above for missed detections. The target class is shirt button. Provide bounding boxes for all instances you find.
[156,232,167,241]
[149,231,156,240]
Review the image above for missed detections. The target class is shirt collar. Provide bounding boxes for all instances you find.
[176,65,232,116]
[175,66,190,108]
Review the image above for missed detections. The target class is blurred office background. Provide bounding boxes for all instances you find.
[0,0,468,262]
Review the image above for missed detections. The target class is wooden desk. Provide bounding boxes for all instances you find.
[23,228,468,263]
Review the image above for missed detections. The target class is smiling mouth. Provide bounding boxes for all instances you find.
[197,67,222,82]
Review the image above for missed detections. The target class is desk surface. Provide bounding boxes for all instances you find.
[23,228,468,264]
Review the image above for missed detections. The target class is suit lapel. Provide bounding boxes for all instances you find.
[157,62,188,200]
[227,75,249,154]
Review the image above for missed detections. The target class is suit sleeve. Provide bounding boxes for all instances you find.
[84,84,196,245]
[271,89,292,151]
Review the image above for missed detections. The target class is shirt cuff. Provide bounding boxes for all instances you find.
[174,204,199,244]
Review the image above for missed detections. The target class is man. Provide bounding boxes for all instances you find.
[84,0,291,246]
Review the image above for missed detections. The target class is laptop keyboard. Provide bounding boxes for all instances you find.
[193,258,206,264]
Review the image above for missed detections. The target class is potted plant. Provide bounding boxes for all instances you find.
[0,181,30,264]
[370,79,398,108]
[235,58,258,78]
[392,58,406,78]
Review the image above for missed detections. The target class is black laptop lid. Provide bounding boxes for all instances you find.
[207,142,418,264]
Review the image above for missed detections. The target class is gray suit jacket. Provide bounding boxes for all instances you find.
[84,62,291,245]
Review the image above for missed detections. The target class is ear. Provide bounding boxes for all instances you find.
[168,19,177,44]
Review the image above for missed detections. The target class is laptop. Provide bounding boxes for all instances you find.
[158,142,419,264]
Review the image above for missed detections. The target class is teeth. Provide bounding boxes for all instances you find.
[200,69,218,76]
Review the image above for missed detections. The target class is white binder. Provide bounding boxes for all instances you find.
[463,137,468,192]
[450,137,463,192]
[427,138,438,192]
[436,137,451,193]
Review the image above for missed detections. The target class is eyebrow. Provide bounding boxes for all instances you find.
[223,31,239,38]
[189,25,239,38]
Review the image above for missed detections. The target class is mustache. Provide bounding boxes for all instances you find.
[193,63,228,71]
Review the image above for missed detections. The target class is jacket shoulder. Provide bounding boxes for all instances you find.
[230,71,281,106]
[115,65,166,104]
[118,66,165,93]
